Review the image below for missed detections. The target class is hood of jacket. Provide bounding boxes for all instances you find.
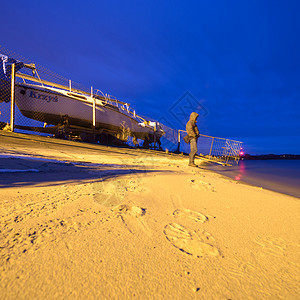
[189,112,199,122]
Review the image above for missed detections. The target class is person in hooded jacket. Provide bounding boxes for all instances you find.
[186,112,200,166]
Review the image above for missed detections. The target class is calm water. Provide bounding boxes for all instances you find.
[208,160,300,198]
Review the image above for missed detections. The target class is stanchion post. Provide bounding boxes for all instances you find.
[91,86,96,142]
[177,130,181,153]
[10,63,16,132]
[91,86,95,127]
[209,137,214,157]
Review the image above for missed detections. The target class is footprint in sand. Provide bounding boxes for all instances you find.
[164,223,220,257]
[92,179,146,207]
[0,188,78,226]
[1,218,72,263]
[110,204,148,234]
[0,211,108,265]
[189,178,215,192]
[111,204,146,217]
[173,209,208,223]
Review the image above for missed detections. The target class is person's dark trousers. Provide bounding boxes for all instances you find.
[189,138,198,165]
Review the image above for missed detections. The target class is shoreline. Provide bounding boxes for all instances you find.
[207,160,300,199]
[208,168,299,199]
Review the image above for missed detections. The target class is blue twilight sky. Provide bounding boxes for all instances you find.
[1,0,299,154]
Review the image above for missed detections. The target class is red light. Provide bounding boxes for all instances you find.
[240,151,244,156]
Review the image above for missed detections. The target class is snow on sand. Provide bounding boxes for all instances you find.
[0,131,299,299]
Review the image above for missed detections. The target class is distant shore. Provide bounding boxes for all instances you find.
[241,154,300,160]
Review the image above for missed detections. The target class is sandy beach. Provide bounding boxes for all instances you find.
[0,131,299,299]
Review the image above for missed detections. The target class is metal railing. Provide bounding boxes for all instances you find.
[94,89,146,124]
[16,67,147,126]
[178,130,242,165]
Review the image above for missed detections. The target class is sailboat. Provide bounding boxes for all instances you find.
[0,54,164,145]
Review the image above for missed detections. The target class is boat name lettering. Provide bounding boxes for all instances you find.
[29,91,58,102]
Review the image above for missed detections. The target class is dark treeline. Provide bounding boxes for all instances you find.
[242,154,300,160]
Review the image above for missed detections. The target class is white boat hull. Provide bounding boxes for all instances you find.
[15,84,162,141]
